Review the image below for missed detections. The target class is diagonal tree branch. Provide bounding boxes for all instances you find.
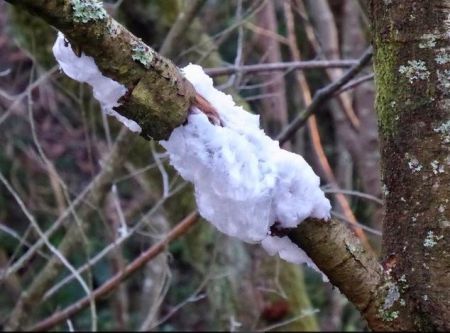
[288,218,414,331]
[277,47,373,145]
[5,0,195,140]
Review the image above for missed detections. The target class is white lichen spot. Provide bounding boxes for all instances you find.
[434,120,450,143]
[384,283,401,309]
[131,41,155,68]
[382,184,390,196]
[400,197,406,202]
[406,153,423,173]
[423,295,429,301]
[419,34,437,49]
[399,274,407,283]
[399,60,430,84]
[71,0,107,23]
[400,299,406,306]
[108,20,122,38]
[441,220,450,228]
[431,160,445,174]
[390,101,396,108]
[379,308,399,322]
[435,49,450,65]
[437,69,450,90]
[423,231,443,248]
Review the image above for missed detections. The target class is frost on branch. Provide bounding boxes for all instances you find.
[52,33,142,133]
[161,64,331,272]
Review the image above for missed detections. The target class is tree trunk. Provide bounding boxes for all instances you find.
[370,0,450,330]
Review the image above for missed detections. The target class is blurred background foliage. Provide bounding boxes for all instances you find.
[0,0,378,331]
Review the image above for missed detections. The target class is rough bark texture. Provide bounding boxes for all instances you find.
[370,0,450,330]
[288,218,414,331]
[6,0,196,140]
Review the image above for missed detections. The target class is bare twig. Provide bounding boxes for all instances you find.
[205,59,359,77]
[334,73,374,95]
[0,172,98,331]
[30,211,200,332]
[158,0,207,58]
[42,178,188,300]
[276,47,373,145]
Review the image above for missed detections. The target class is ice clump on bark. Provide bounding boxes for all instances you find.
[52,32,142,133]
[160,64,331,271]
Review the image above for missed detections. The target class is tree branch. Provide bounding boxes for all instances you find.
[288,218,414,331]
[277,47,373,145]
[5,0,195,140]
[204,59,359,77]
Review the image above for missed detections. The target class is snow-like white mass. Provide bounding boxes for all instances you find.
[52,33,142,133]
[161,64,331,268]
[53,28,330,270]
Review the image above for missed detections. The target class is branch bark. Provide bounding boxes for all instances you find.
[5,0,195,140]
[288,218,414,331]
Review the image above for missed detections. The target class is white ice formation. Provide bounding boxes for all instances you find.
[52,33,142,133]
[161,64,331,271]
[52,30,331,273]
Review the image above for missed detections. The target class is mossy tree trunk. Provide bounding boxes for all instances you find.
[370,0,450,330]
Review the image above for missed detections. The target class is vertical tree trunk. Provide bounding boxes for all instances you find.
[253,1,289,137]
[371,1,450,330]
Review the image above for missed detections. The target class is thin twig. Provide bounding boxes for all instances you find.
[30,211,200,332]
[334,73,374,95]
[331,212,382,237]
[322,187,383,205]
[205,59,359,77]
[0,172,98,331]
[158,0,207,58]
[42,180,188,301]
[277,47,373,145]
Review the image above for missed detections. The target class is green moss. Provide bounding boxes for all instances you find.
[71,0,107,23]
[374,41,401,137]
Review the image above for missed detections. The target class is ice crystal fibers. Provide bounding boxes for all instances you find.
[161,64,331,267]
[52,33,142,133]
